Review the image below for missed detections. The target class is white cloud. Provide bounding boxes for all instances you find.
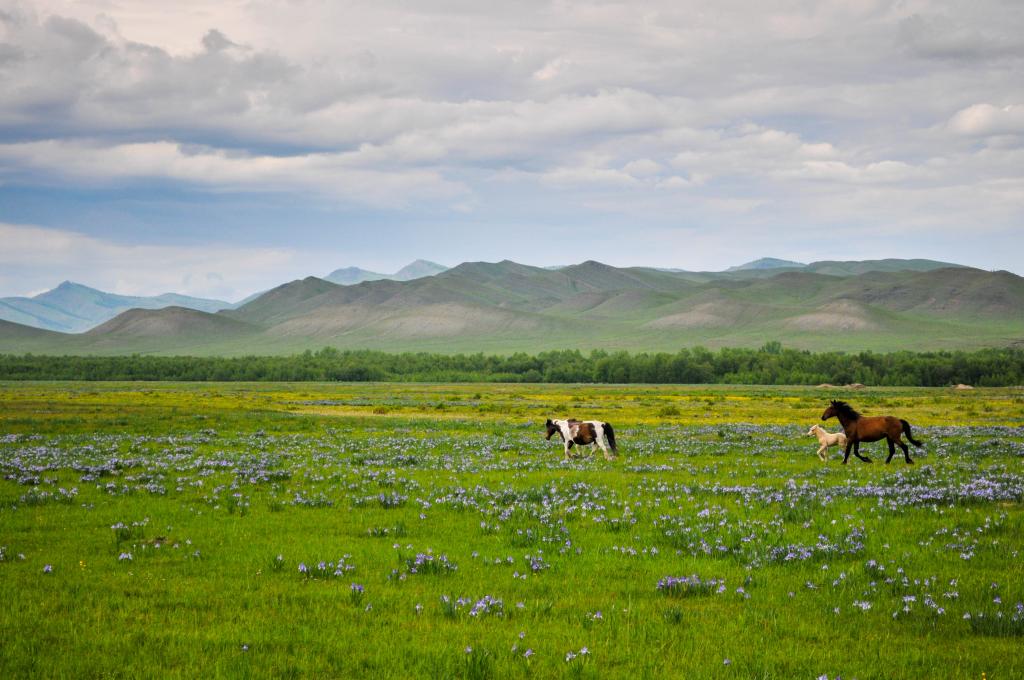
[622,158,664,177]
[0,222,331,300]
[779,159,920,184]
[541,165,639,188]
[948,104,1024,137]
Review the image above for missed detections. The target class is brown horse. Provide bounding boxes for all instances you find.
[821,400,922,465]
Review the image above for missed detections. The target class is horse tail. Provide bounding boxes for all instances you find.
[900,419,923,447]
[604,422,618,453]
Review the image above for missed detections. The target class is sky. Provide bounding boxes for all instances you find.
[1,0,1022,301]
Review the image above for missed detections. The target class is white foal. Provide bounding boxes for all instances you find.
[807,424,847,462]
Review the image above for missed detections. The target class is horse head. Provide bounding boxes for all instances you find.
[545,419,561,440]
[807,424,820,435]
[823,400,858,422]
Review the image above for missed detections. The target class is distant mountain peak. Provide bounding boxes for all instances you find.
[393,260,447,281]
[572,260,617,271]
[324,266,388,285]
[727,258,806,272]
[44,280,99,295]
[325,260,448,285]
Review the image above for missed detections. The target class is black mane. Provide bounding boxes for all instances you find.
[831,400,861,419]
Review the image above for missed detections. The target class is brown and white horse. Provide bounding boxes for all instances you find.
[545,418,617,460]
[821,400,922,465]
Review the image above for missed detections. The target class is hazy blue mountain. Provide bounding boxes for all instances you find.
[727,257,806,271]
[324,260,448,286]
[393,260,448,280]
[233,289,270,307]
[803,259,968,276]
[324,267,388,285]
[0,281,234,333]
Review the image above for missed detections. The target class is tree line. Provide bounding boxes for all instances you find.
[0,344,1021,385]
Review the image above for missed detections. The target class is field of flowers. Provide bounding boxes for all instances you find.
[1,382,1022,678]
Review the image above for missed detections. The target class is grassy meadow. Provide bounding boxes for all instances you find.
[1,381,1023,678]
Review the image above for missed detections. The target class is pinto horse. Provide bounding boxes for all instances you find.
[821,400,922,465]
[545,418,617,460]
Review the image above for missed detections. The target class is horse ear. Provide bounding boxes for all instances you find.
[545,419,552,426]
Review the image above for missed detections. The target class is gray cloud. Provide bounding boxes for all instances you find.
[0,0,1021,287]
[900,11,1024,61]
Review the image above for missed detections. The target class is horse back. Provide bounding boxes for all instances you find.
[572,422,597,445]
[854,415,902,442]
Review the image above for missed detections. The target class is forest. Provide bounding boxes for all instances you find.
[1,344,1021,385]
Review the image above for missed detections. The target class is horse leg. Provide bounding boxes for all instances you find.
[886,439,896,464]
[853,441,872,463]
[842,441,852,465]
[564,441,574,459]
[817,444,827,461]
[899,438,914,464]
[598,437,614,461]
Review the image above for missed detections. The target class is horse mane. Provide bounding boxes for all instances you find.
[831,400,860,420]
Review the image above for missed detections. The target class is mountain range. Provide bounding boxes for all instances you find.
[0,260,450,333]
[0,282,234,333]
[0,258,1020,356]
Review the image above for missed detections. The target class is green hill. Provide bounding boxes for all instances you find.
[2,259,1020,356]
[87,307,259,338]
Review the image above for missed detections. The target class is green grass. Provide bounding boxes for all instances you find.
[1,382,1022,678]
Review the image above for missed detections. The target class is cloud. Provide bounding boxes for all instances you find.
[0,140,467,207]
[622,158,664,178]
[0,222,327,299]
[778,159,920,185]
[900,12,1023,61]
[948,104,1024,137]
[0,1,1020,278]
